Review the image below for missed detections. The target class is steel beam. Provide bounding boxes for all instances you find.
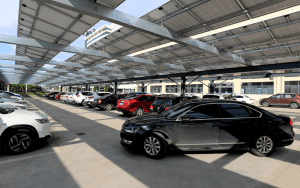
[179,0,285,34]
[64,61,300,85]
[43,0,246,65]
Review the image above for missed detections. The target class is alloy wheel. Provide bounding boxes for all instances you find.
[8,133,32,152]
[256,136,273,154]
[144,136,161,156]
[263,102,269,107]
[291,103,299,109]
[137,109,143,116]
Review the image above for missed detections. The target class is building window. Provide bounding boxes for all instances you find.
[214,83,233,94]
[285,81,300,93]
[185,84,203,93]
[138,86,147,93]
[150,86,162,93]
[241,82,273,94]
[166,85,179,93]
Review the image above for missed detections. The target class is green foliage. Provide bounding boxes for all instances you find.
[104,86,108,92]
[93,86,99,91]
[26,93,35,95]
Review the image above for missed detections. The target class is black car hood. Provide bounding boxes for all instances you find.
[128,113,166,125]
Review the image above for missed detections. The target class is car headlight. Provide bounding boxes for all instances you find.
[35,119,49,124]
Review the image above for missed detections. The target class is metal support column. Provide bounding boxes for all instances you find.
[85,84,88,91]
[209,80,215,94]
[88,84,90,91]
[60,85,62,92]
[69,86,71,92]
[141,82,145,92]
[181,76,186,97]
[114,82,117,94]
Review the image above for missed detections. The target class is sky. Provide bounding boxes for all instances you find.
[0,0,169,67]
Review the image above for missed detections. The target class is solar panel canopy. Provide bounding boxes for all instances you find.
[3,0,300,85]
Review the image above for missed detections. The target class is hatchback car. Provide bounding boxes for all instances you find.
[120,100,294,159]
[0,107,51,154]
[259,93,300,109]
[117,95,156,116]
[84,92,111,107]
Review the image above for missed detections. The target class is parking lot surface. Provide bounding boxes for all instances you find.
[1,96,300,188]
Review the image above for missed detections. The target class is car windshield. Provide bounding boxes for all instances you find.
[0,107,15,114]
[164,99,172,105]
[97,93,109,96]
[153,99,165,105]
[244,95,250,98]
[160,103,192,119]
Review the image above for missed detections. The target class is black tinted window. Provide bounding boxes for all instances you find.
[184,104,218,119]
[219,104,261,118]
[161,103,192,119]
[235,96,243,98]
[111,95,118,100]
[164,99,172,105]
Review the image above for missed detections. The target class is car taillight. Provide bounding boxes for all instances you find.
[88,96,93,98]
[250,99,253,100]
[98,100,102,103]
[70,97,72,98]
[77,95,80,97]
[47,94,49,95]
[165,107,170,110]
[66,96,68,98]
[290,119,293,127]
[150,106,153,109]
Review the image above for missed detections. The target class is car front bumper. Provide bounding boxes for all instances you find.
[120,131,142,148]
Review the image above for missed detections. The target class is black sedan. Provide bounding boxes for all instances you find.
[120,99,295,159]
[91,94,126,110]
[47,92,60,100]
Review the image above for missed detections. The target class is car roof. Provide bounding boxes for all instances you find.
[181,99,250,105]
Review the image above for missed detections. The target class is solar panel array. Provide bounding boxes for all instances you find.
[3,0,300,85]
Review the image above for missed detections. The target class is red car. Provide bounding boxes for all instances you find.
[259,93,300,109]
[117,95,156,116]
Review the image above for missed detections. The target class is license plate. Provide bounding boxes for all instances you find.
[119,103,123,105]
[85,97,87,100]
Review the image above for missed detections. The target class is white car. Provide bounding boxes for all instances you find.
[64,92,76,103]
[0,107,51,154]
[0,93,23,100]
[84,92,111,107]
[74,91,101,105]
[233,95,255,104]
[202,94,224,99]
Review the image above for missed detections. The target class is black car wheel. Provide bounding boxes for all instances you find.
[263,101,270,107]
[133,108,143,116]
[250,134,276,157]
[2,129,36,155]
[106,104,113,111]
[143,134,168,159]
[290,102,299,109]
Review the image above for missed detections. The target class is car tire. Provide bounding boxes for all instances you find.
[290,102,299,109]
[133,108,143,116]
[142,134,168,159]
[2,129,36,155]
[88,105,93,108]
[249,134,276,157]
[242,101,246,103]
[263,101,270,107]
[106,104,113,111]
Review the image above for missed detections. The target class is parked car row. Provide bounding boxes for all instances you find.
[44,91,295,159]
[0,92,51,155]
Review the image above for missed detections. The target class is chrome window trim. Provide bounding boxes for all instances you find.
[176,102,262,121]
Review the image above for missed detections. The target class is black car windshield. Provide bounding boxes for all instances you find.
[203,95,219,99]
[153,99,165,105]
[100,94,112,98]
[164,99,172,105]
[160,103,192,119]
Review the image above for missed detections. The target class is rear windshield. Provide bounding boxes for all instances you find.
[124,96,138,100]
[97,93,109,96]
[203,95,219,99]
[164,99,172,105]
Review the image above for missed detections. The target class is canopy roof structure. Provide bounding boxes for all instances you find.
[1,0,300,86]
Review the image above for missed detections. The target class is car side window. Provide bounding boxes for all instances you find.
[272,94,280,99]
[235,96,243,98]
[219,103,261,118]
[184,104,219,119]
[291,94,296,98]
